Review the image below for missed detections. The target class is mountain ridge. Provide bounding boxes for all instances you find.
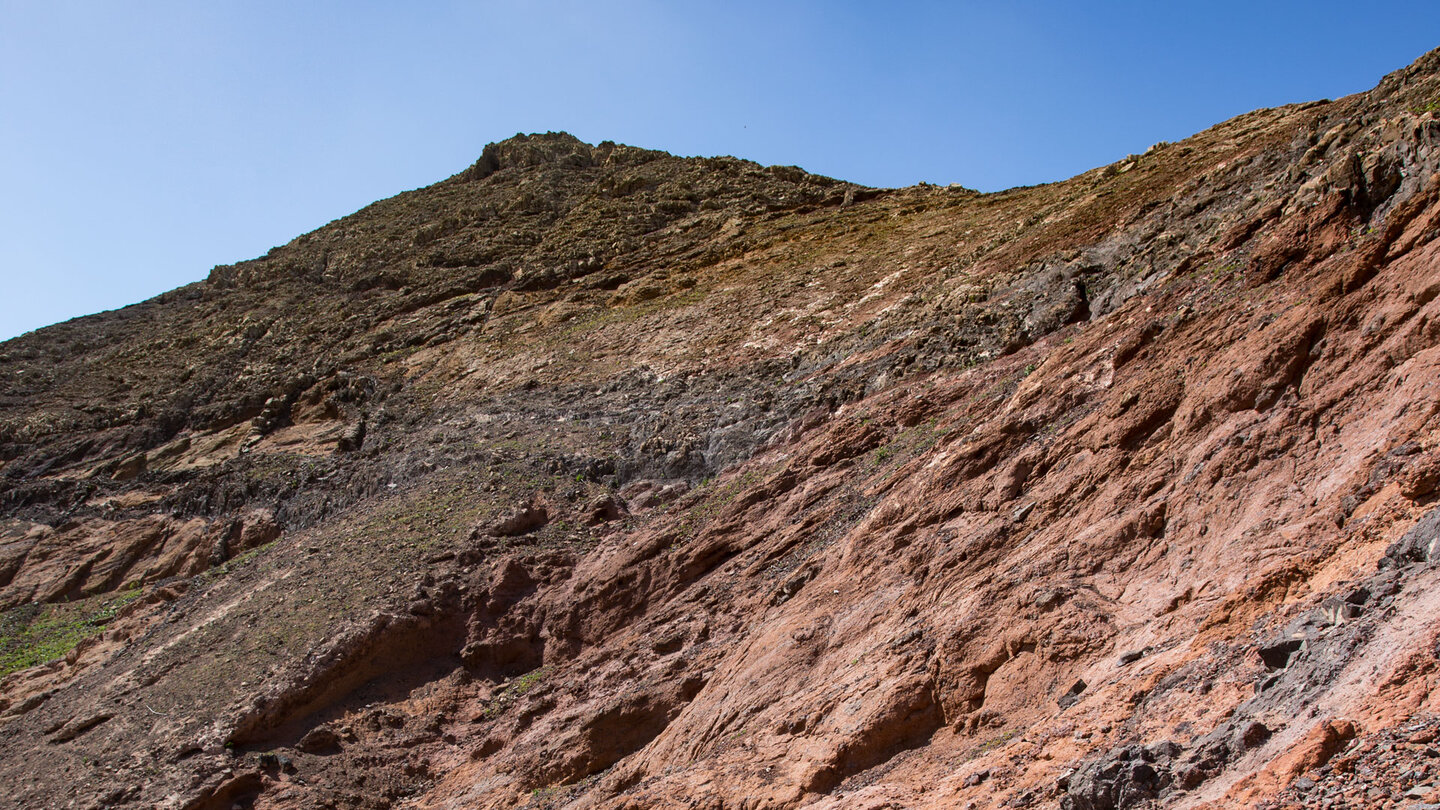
[1,47,1440,810]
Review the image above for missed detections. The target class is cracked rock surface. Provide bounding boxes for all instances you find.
[5,48,1440,810]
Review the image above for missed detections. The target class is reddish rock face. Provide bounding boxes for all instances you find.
[5,51,1440,810]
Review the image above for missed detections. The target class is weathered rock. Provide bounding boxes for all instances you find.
[1381,506,1440,568]
[5,47,1440,810]
[1399,449,1440,499]
[1258,638,1307,670]
[1062,744,1172,810]
[1059,679,1088,709]
[583,495,627,525]
[482,498,550,537]
[295,726,341,754]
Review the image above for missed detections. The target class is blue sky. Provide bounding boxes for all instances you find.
[2,1,1438,341]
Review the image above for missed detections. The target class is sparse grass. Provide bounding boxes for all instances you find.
[0,589,146,677]
[1348,223,1376,248]
[682,466,767,528]
[484,665,552,718]
[200,540,276,583]
[529,784,569,804]
[350,475,490,552]
[379,346,422,364]
[862,414,954,481]
[1200,260,1244,282]
[955,728,1022,765]
[527,771,606,807]
[977,728,1019,753]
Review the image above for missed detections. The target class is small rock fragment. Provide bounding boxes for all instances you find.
[1058,679,1087,709]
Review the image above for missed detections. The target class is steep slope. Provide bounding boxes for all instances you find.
[3,48,1440,810]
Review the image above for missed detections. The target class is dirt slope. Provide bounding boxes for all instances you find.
[3,47,1440,810]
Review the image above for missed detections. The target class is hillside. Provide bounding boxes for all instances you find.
[2,48,1440,810]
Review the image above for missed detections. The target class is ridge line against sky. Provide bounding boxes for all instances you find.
[2,0,1439,342]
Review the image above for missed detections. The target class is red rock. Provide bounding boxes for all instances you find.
[6,49,1440,810]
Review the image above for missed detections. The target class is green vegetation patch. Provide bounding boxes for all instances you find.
[0,589,145,678]
[484,665,551,718]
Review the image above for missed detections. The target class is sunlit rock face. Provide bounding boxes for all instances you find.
[5,50,1440,810]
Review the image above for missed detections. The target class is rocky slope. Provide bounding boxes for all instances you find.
[3,47,1440,810]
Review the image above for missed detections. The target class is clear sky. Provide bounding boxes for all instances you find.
[2,1,1438,342]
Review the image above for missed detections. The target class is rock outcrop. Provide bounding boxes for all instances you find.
[4,48,1440,810]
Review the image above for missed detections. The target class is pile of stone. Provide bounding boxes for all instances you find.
[1262,715,1440,810]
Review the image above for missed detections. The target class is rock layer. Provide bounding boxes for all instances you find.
[4,48,1440,810]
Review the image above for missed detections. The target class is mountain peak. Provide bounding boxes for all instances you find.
[458,131,602,181]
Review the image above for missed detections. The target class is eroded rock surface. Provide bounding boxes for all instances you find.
[4,49,1440,810]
